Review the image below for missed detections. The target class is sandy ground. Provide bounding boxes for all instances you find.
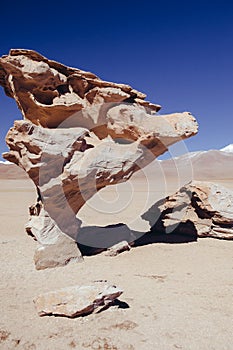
[0,178,233,350]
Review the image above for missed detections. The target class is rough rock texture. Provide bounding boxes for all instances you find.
[0,49,161,129]
[105,240,131,256]
[143,181,233,240]
[26,203,83,269]
[33,282,123,318]
[0,49,198,268]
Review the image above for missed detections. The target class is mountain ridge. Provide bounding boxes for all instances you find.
[1,146,232,181]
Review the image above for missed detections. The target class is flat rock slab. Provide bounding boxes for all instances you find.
[34,282,123,318]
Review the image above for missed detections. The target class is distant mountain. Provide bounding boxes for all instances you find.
[220,144,233,153]
[159,148,233,181]
[0,161,28,179]
[1,146,233,182]
[0,160,12,165]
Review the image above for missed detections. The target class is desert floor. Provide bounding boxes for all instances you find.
[0,177,232,350]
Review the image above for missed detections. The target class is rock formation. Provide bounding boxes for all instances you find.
[0,49,198,268]
[143,181,233,240]
[34,282,123,318]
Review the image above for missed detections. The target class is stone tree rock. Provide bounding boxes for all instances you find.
[143,181,233,240]
[0,49,198,268]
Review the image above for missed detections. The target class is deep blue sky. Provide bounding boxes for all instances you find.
[0,0,233,160]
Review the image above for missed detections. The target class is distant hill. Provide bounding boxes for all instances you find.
[134,146,233,184]
[0,146,232,182]
[0,161,28,179]
[220,144,233,153]
[160,149,233,181]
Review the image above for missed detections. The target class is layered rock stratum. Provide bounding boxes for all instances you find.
[144,181,233,240]
[0,49,199,268]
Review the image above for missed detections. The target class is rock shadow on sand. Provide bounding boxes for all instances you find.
[77,220,198,256]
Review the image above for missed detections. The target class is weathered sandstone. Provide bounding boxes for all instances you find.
[0,49,198,268]
[34,282,123,318]
[143,181,233,240]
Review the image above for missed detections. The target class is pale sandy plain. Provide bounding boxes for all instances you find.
[0,162,233,350]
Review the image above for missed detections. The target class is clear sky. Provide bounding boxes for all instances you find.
[0,0,232,161]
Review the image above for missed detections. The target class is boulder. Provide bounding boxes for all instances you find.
[33,282,123,318]
[143,181,233,240]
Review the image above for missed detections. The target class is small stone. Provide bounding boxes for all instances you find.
[33,282,123,318]
[105,241,131,256]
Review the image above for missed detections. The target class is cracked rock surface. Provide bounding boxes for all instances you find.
[144,181,233,240]
[0,49,198,268]
[33,282,123,318]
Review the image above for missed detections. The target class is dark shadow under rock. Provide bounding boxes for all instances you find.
[133,231,197,247]
[77,223,136,255]
[77,222,198,256]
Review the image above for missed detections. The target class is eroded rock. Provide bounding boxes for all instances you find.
[33,282,123,318]
[0,49,198,268]
[0,49,161,129]
[144,181,233,240]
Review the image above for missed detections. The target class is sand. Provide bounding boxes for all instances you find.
[0,178,233,350]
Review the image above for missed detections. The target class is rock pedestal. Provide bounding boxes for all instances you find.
[0,49,198,268]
